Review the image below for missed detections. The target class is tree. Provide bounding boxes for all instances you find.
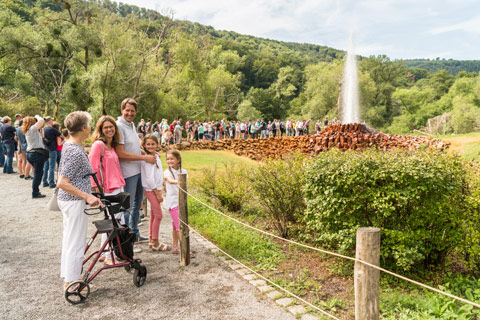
[237,99,262,121]
[172,36,241,120]
[290,61,342,120]
[359,55,408,126]
[0,9,76,118]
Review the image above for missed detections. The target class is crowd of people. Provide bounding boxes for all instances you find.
[135,116,340,145]
[0,98,193,294]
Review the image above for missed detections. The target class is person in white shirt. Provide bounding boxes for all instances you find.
[115,98,156,251]
[141,134,170,251]
[164,149,194,258]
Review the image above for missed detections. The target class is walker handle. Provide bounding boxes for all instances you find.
[83,172,104,197]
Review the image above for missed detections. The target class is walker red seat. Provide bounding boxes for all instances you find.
[64,173,147,305]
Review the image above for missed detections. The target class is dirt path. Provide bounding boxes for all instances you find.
[0,171,295,320]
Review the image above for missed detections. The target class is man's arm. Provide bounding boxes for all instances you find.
[115,144,155,164]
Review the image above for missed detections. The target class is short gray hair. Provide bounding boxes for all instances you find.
[64,111,92,135]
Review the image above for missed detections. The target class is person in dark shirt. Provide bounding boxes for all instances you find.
[0,116,17,173]
[260,120,267,138]
[42,116,61,188]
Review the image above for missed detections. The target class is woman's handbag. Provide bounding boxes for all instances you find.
[48,188,60,211]
[48,157,61,212]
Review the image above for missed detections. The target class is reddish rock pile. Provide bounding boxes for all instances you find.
[168,123,449,161]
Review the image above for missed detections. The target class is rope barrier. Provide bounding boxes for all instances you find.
[177,185,480,310]
[177,216,340,320]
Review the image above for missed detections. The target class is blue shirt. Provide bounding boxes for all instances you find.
[43,126,61,151]
[16,127,27,152]
[0,124,16,145]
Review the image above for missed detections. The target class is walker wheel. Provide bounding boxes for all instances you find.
[133,265,147,287]
[65,280,90,305]
[124,264,132,273]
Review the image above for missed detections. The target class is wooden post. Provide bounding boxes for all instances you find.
[178,173,190,266]
[355,227,380,320]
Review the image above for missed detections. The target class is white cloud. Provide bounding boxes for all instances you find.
[428,16,480,35]
[121,0,480,59]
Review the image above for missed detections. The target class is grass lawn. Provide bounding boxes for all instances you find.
[434,132,480,160]
[158,150,256,179]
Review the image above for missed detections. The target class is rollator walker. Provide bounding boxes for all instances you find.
[65,172,147,304]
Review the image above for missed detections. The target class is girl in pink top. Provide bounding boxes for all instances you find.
[89,116,126,265]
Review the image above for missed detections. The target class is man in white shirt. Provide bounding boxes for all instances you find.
[116,98,156,250]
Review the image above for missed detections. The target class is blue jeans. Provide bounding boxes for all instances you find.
[56,150,61,166]
[0,141,4,166]
[42,150,57,187]
[2,143,15,173]
[26,151,46,197]
[123,173,144,238]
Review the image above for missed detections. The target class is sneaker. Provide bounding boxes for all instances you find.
[140,214,147,221]
[137,236,149,243]
[43,184,49,188]
[49,184,56,189]
[32,193,46,199]
[133,245,142,253]
[138,221,143,226]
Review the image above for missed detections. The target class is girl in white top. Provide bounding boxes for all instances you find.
[141,134,169,251]
[164,149,194,257]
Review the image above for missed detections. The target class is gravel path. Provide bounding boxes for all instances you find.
[0,170,295,320]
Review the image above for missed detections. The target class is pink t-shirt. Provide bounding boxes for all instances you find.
[89,140,126,194]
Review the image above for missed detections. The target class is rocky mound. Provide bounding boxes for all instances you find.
[165,123,449,161]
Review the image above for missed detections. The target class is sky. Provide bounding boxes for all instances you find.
[120,0,480,60]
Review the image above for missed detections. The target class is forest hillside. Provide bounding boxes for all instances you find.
[1,0,479,134]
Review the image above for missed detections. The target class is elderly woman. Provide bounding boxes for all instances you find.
[0,116,17,174]
[57,111,102,292]
[89,115,126,265]
[23,115,47,198]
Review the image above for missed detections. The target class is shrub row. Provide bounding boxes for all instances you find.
[191,149,480,272]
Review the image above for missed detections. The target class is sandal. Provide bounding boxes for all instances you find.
[152,243,171,251]
[104,258,114,266]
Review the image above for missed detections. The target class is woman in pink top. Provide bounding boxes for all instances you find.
[89,115,126,265]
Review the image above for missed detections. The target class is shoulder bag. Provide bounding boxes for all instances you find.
[48,158,61,211]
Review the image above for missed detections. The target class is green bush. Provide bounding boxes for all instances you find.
[249,153,307,238]
[460,162,480,272]
[303,149,468,271]
[193,163,251,212]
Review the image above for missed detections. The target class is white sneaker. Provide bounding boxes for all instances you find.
[133,245,142,253]
[138,221,143,226]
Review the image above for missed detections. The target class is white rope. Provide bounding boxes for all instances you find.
[178,217,340,320]
[177,185,480,309]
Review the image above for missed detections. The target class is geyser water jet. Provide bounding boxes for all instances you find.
[342,33,360,124]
